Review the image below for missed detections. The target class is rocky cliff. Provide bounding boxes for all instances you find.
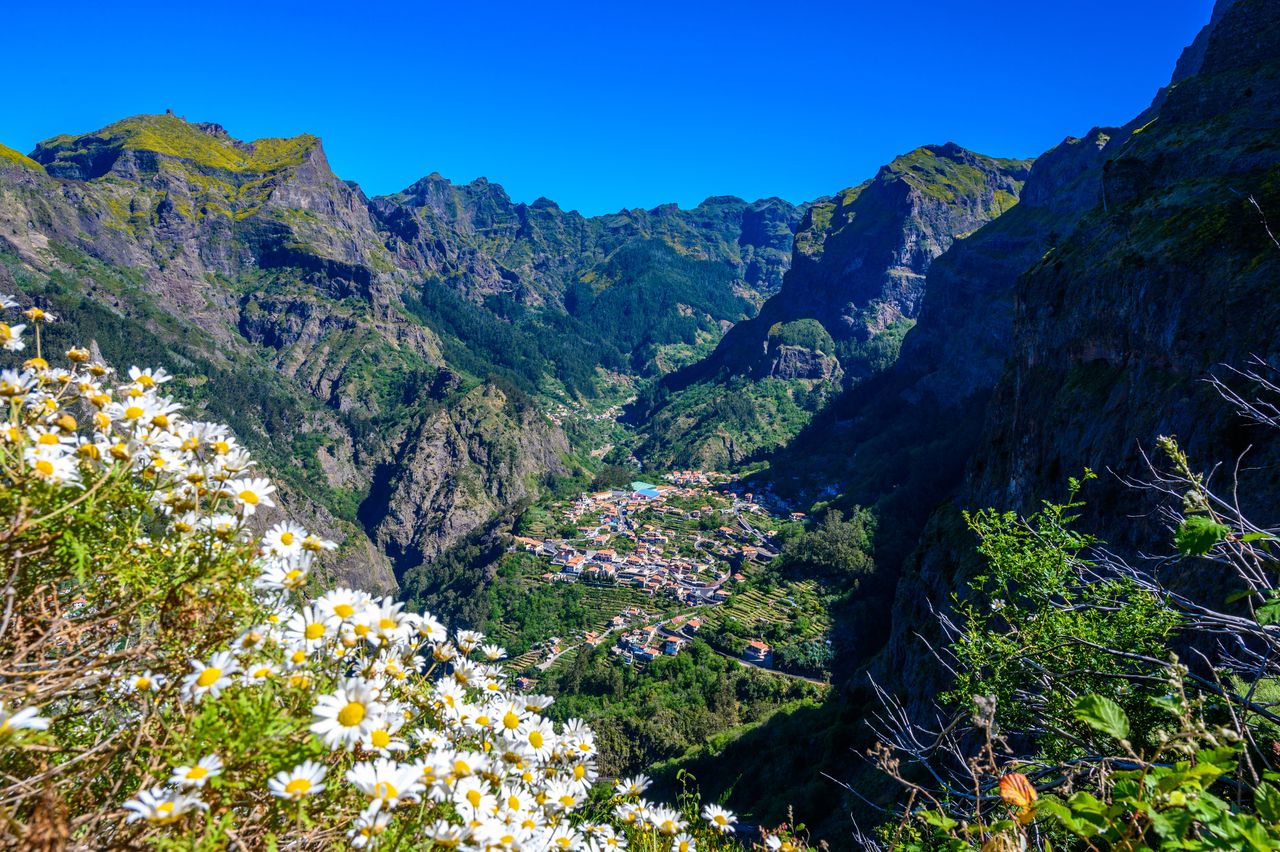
[631,144,1031,469]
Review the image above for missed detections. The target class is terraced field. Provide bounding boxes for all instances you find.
[698,580,828,641]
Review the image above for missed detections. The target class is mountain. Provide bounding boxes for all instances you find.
[0,113,806,596]
[630,144,1032,468]
[656,0,1280,838]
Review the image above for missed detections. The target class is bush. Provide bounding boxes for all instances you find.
[867,366,1280,850]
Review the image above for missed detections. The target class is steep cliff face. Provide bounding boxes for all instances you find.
[0,115,569,593]
[865,0,1280,709]
[632,145,1031,469]
[365,385,571,571]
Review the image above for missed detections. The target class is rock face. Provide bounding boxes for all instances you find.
[632,144,1032,468]
[768,0,1280,712]
[374,174,804,307]
[0,112,810,597]
[366,385,571,571]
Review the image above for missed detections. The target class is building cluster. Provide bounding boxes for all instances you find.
[512,474,778,607]
[509,472,787,671]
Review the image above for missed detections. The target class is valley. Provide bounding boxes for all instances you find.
[3,0,1280,845]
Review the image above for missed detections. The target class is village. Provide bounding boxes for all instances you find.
[505,470,816,679]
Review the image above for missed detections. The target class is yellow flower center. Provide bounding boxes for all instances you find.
[124,405,145,420]
[507,795,521,810]
[371,729,390,748]
[285,568,304,583]
[373,781,397,801]
[34,459,54,476]
[214,440,230,454]
[239,490,259,505]
[37,433,59,445]
[573,764,586,780]
[528,731,543,749]
[135,677,151,690]
[466,789,483,808]
[195,668,221,688]
[378,618,397,631]
[291,649,306,664]
[334,603,355,619]
[304,623,325,641]
[354,623,370,636]
[280,531,295,545]
[503,711,521,730]
[156,801,174,815]
[337,702,366,727]
[285,778,311,796]
[187,766,208,780]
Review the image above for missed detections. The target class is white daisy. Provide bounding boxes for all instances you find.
[310,679,384,751]
[180,652,239,703]
[267,759,328,801]
[122,785,208,824]
[170,754,223,789]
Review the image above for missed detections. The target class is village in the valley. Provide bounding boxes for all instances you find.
[503,470,824,683]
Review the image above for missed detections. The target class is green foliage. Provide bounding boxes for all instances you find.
[543,641,823,781]
[945,476,1181,758]
[1073,694,1130,740]
[778,508,876,585]
[1175,514,1231,555]
[768,319,835,355]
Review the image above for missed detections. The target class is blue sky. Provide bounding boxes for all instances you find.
[2,0,1212,215]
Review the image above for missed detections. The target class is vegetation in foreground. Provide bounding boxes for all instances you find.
[866,368,1280,849]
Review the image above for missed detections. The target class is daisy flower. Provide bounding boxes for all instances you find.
[614,774,652,797]
[453,775,497,818]
[228,476,275,515]
[171,754,223,789]
[268,759,327,801]
[242,662,279,685]
[311,679,385,751]
[180,651,239,703]
[316,586,370,622]
[649,805,686,836]
[346,758,423,812]
[0,701,49,735]
[122,786,207,825]
[422,819,470,848]
[255,554,312,592]
[123,670,164,693]
[349,808,394,848]
[0,322,26,352]
[262,521,307,558]
[702,803,737,833]
[514,717,556,760]
[672,833,697,852]
[285,604,336,648]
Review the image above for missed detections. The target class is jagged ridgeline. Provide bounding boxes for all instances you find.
[630,144,1032,469]
[0,114,806,595]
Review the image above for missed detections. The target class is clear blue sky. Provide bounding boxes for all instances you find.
[2,0,1212,216]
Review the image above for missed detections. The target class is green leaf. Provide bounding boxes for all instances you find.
[1256,782,1280,824]
[1258,601,1280,627]
[1150,808,1194,841]
[1241,532,1276,543]
[1074,694,1130,740]
[1175,515,1230,556]
[920,809,958,832]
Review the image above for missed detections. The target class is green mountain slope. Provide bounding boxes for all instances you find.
[630,144,1032,468]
